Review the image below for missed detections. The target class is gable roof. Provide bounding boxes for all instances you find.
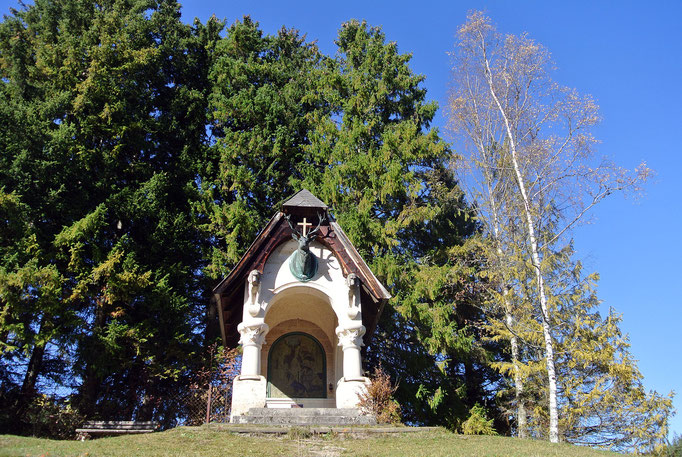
[213,190,390,348]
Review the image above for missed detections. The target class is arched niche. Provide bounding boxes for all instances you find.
[267,332,326,399]
[263,285,339,346]
[262,287,339,405]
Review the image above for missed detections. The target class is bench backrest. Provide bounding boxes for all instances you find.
[81,421,159,430]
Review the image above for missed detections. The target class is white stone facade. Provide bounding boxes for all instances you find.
[230,239,369,420]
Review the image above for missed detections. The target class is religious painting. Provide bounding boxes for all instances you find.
[267,332,326,398]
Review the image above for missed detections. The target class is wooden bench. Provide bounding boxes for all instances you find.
[75,421,159,440]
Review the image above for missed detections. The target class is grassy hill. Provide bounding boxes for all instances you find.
[0,425,621,457]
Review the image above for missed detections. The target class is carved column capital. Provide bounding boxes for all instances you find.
[238,322,269,347]
[336,324,366,349]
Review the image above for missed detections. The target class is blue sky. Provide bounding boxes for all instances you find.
[3,0,680,438]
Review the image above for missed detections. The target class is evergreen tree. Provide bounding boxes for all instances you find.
[0,0,223,427]
[201,16,328,278]
[203,19,486,428]
[0,3,492,435]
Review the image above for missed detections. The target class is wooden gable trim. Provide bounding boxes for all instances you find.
[214,211,391,348]
[328,222,391,301]
[214,214,391,303]
[213,212,284,297]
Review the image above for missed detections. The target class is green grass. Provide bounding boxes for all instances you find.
[0,425,621,457]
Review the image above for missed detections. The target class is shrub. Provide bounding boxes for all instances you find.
[23,395,84,439]
[461,403,497,436]
[286,427,313,440]
[359,366,401,425]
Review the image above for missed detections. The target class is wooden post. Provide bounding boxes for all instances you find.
[205,384,212,424]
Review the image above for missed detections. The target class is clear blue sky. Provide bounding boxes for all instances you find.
[3,0,681,438]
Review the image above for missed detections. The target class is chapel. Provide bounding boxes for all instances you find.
[212,190,391,422]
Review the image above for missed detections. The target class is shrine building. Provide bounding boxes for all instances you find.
[213,190,391,421]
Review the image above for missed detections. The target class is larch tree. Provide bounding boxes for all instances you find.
[548,249,672,453]
[512,244,673,452]
[448,11,653,443]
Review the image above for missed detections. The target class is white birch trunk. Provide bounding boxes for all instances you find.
[506,293,528,438]
[486,177,528,439]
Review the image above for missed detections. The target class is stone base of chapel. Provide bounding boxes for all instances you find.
[265,398,335,408]
[335,377,370,408]
[230,376,267,419]
[231,407,376,426]
[230,376,371,423]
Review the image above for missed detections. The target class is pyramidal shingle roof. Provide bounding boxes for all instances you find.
[282,189,328,210]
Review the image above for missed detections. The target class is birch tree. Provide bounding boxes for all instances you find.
[448,12,650,442]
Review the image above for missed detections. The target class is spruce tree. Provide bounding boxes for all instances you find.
[0,0,222,426]
[203,18,488,428]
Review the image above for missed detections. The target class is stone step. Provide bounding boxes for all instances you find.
[246,408,364,417]
[233,407,376,426]
[232,415,376,426]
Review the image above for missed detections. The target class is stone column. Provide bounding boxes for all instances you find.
[238,322,269,379]
[231,322,269,420]
[335,324,369,408]
[336,324,365,381]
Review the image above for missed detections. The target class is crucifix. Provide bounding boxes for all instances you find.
[297,218,313,236]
